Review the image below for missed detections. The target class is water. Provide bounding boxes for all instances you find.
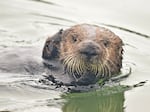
[0,0,150,112]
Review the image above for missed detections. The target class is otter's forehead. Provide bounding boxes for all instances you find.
[80,24,97,39]
[70,24,109,40]
[63,24,121,43]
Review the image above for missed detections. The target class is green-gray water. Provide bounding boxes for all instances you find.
[0,0,150,112]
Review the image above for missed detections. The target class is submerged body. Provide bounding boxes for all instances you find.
[43,24,123,85]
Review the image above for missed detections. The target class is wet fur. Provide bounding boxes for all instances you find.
[42,24,123,85]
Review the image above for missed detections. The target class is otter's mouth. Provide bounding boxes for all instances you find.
[62,55,111,81]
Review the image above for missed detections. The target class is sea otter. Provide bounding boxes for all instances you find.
[42,24,123,86]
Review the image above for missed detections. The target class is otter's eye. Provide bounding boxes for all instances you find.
[72,36,78,43]
[103,40,110,47]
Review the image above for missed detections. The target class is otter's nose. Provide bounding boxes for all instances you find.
[79,42,100,58]
[80,47,97,56]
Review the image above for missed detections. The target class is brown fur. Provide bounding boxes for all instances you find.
[42,24,123,85]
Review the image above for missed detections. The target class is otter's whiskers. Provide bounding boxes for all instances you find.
[62,54,112,80]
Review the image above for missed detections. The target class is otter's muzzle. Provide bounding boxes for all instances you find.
[78,40,101,59]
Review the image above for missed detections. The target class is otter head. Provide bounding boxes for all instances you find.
[42,24,123,85]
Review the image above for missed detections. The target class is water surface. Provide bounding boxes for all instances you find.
[0,0,150,112]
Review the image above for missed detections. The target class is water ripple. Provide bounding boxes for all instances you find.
[28,0,59,6]
[31,13,76,23]
[100,23,150,38]
[34,21,70,27]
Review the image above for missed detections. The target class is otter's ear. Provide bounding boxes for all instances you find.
[42,29,63,60]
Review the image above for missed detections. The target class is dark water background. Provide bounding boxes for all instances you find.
[0,0,150,112]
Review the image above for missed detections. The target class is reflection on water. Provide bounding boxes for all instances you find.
[61,81,145,112]
[63,93,124,112]
[62,86,129,112]
[0,0,150,112]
